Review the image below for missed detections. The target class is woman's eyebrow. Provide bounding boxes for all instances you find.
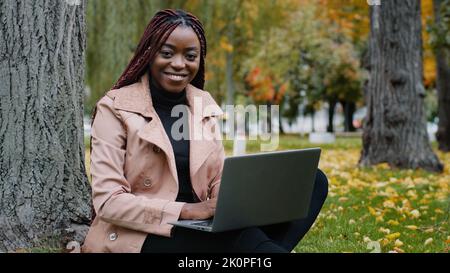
[162,43,199,51]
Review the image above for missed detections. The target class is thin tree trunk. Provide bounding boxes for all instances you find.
[0,0,91,251]
[434,0,450,152]
[279,119,285,134]
[225,49,235,106]
[341,100,356,132]
[360,0,443,172]
[327,99,337,132]
[225,2,240,107]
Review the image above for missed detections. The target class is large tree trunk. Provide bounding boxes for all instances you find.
[0,0,91,251]
[360,0,443,172]
[434,0,450,152]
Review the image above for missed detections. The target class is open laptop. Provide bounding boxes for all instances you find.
[170,148,321,232]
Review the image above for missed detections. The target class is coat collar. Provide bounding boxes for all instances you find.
[106,74,223,192]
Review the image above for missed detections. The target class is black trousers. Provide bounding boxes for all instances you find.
[141,169,329,253]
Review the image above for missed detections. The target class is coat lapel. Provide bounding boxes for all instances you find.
[111,74,178,184]
[185,85,224,181]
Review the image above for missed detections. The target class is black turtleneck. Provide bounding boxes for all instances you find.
[149,79,197,204]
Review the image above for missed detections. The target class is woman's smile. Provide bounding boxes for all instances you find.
[163,72,188,82]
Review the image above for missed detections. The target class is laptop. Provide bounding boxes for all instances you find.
[170,148,321,232]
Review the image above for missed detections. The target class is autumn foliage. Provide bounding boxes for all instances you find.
[245,66,287,104]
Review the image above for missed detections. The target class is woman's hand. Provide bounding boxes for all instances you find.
[179,197,217,220]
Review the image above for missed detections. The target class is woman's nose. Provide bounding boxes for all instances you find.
[171,55,186,69]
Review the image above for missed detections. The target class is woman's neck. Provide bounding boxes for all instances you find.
[149,78,188,110]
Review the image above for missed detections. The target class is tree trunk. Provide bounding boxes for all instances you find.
[279,119,285,135]
[434,0,450,152]
[225,5,238,107]
[311,110,316,133]
[0,0,91,252]
[360,0,443,172]
[327,99,337,132]
[341,100,356,132]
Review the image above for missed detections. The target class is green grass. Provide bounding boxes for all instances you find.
[223,134,449,253]
[222,133,362,154]
[82,133,449,253]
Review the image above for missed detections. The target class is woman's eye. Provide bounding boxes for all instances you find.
[160,51,173,58]
[186,54,197,61]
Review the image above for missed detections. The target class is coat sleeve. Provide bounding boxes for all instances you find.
[208,143,225,199]
[90,95,185,237]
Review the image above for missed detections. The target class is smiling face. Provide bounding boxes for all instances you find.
[150,26,201,93]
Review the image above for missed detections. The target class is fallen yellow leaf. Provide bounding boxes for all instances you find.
[379,227,390,234]
[386,232,401,241]
[394,239,404,247]
[383,200,396,209]
[424,238,433,245]
[368,206,377,216]
[405,225,418,230]
[434,208,444,214]
[387,220,400,226]
[393,247,405,253]
[410,209,421,219]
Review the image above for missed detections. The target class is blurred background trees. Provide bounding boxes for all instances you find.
[84,0,449,156]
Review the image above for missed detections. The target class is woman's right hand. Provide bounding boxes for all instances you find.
[179,197,217,220]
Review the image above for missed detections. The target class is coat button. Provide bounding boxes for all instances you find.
[143,178,152,187]
[153,145,161,153]
[109,233,117,241]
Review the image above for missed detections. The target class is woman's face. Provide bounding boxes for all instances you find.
[150,26,201,93]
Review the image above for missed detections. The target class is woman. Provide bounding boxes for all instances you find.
[82,9,328,253]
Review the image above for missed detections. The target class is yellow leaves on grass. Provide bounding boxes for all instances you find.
[316,148,450,252]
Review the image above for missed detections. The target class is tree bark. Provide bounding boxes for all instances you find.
[360,0,443,172]
[0,0,91,251]
[434,0,450,152]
